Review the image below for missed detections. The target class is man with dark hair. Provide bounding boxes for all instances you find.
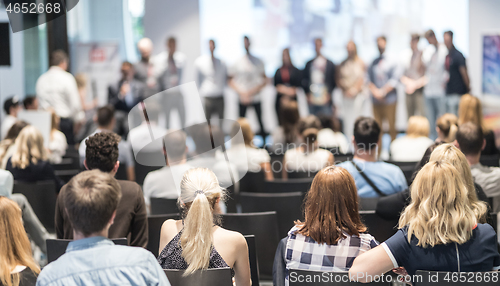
[36,49,83,145]
[154,36,187,128]
[423,29,448,139]
[40,170,168,285]
[108,61,145,137]
[302,37,336,117]
[1,96,21,139]
[338,117,407,197]
[368,36,400,142]
[455,122,500,212]
[23,96,38,110]
[143,130,192,208]
[444,30,470,115]
[56,132,148,247]
[401,33,425,118]
[79,105,135,181]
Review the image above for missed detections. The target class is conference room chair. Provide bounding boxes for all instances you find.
[489,212,498,233]
[334,153,355,164]
[358,197,380,210]
[480,154,500,167]
[239,170,266,193]
[150,197,179,215]
[220,211,280,280]
[359,210,399,242]
[269,153,284,179]
[288,269,391,286]
[263,178,312,193]
[147,213,181,257]
[385,160,419,185]
[239,191,304,240]
[287,171,318,179]
[46,238,127,263]
[244,235,260,286]
[163,268,233,286]
[134,164,162,186]
[415,270,499,286]
[13,180,57,233]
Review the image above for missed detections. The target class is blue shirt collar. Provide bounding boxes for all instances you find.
[66,236,114,252]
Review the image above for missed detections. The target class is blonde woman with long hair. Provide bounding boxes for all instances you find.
[158,168,251,285]
[5,126,63,192]
[458,94,499,155]
[0,197,40,286]
[429,144,489,222]
[350,161,500,282]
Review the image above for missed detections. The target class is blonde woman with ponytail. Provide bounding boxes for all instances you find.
[350,161,500,282]
[158,168,251,285]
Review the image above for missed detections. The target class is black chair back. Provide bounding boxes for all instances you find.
[13,180,56,232]
[239,171,266,193]
[334,153,354,164]
[263,178,312,193]
[135,163,162,186]
[244,235,260,286]
[288,269,391,285]
[46,238,127,263]
[54,169,80,183]
[489,212,497,233]
[359,210,399,242]
[220,212,280,280]
[163,268,233,286]
[480,154,500,167]
[287,171,318,179]
[239,192,304,240]
[147,213,181,257]
[359,197,380,210]
[150,198,179,215]
[385,161,418,186]
[270,153,284,179]
[415,270,499,285]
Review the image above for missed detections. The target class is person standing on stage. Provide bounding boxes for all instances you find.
[337,40,365,141]
[303,38,336,117]
[229,36,267,138]
[423,29,448,140]
[273,48,302,126]
[134,38,158,98]
[444,30,470,115]
[154,36,186,128]
[368,36,400,142]
[36,50,84,145]
[401,33,426,118]
[195,39,227,128]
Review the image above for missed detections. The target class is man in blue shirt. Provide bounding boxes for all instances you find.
[36,170,170,286]
[338,117,407,197]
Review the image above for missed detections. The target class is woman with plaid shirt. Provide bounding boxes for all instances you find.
[273,166,378,286]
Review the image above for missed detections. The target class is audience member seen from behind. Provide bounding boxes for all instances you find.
[456,122,500,212]
[317,115,349,154]
[1,97,21,140]
[338,117,407,197]
[283,123,333,179]
[143,130,193,208]
[218,118,273,180]
[6,126,63,192]
[390,116,434,162]
[274,48,302,124]
[269,100,301,153]
[0,197,40,286]
[0,121,29,169]
[350,161,500,281]
[47,111,67,164]
[36,170,170,286]
[79,105,135,181]
[158,168,250,286]
[56,132,148,247]
[377,143,489,221]
[458,94,499,155]
[23,96,38,111]
[337,40,366,141]
[274,166,378,286]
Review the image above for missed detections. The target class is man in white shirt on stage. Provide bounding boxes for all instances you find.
[195,39,227,128]
[36,50,84,145]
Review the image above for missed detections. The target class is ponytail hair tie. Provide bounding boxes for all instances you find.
[194,190,205,196]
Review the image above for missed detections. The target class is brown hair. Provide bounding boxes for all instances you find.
[280,101,300,144]
[436,113,458,142]
[50,50,68,67]
[458,94,488,132]
[296,166,366,245]
[62,170,122,236]
[233,118,254,146]
[0,197,40,286]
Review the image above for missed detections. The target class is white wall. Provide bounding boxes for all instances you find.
[0,9,24,121]
[469,0,500,97]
